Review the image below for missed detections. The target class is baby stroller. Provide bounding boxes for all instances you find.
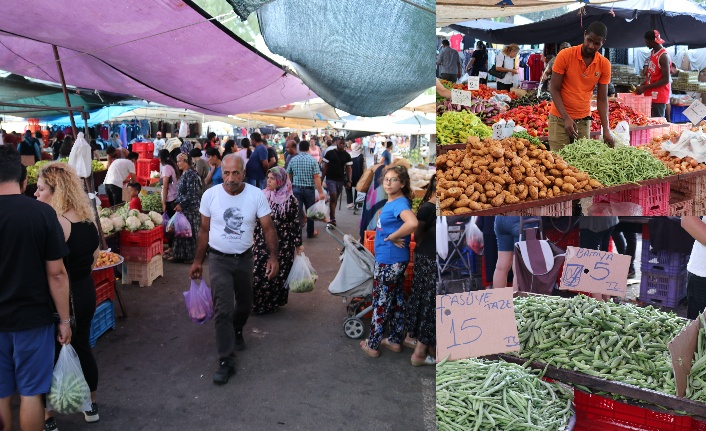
[326,224,376,339]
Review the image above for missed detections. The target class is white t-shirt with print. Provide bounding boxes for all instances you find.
[153,138,166,157]
[104,159,135,188]
[200,183,272,254]
[160,164,178,202]
[688,217,706,278]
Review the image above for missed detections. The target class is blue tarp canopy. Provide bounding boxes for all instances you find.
[41,105,140,126]
[450,0,706,48]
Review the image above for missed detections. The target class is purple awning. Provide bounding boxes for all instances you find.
[0,0,313,115]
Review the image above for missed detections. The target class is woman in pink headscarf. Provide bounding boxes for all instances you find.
[252,166,303,314]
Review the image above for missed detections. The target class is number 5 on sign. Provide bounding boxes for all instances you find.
[559,246,631,297]
[436,288,520,362]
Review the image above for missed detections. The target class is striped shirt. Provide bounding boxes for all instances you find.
[286,153,321,188]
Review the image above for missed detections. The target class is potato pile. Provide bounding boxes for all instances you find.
[436,136,603,215]
[638,131,706,174]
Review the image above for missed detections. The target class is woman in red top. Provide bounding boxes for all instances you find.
[636,30,671,118]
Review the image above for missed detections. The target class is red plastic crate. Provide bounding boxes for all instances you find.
[94,278,116,305]
[364,230,375,256]
[120,226,163,247]
[121,240,163,263]
[593,181,670,216]
[91,267,114,287]
[403,263,413,294]
[573,390,699,431]
[136,159,154,180]
[132,142,154,159]
[617,93,652,118]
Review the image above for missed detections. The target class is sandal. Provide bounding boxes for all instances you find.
[403,338,418,349]
[381,338,402,353]
[360,339,380,358]
[411,354,436,367]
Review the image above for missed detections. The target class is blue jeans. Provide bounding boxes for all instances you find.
[246,178,266,190]
[293,186,316,238]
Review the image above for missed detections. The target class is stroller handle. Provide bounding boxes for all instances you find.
[325,223,347,247]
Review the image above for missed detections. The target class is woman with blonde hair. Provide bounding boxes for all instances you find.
[495,43,520,91]
[35,163,101,430]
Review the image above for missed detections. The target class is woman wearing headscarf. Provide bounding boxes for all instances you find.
[169,152,202,263]
[252,166,303,314]
[346,141,366,209]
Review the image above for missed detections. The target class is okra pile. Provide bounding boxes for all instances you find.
[514,295,687,395]
[436,358,573,431]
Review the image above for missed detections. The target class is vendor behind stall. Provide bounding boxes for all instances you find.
[635,30,671,119]
[548,22,614,152]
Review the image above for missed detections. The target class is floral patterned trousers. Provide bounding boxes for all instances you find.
[368,262,408,350]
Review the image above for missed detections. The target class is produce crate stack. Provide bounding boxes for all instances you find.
[503,200,573,217]
[639,239,689,308]
[593,181,670,216]
[669,190,693,216]
[610,64,643,86]
[673,175,706,216]
[671,70,703,92]
[120,226,164,287]
[91,267,116,305]
[133,142,159,186]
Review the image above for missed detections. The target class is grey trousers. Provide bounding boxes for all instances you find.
[208,249,254,362]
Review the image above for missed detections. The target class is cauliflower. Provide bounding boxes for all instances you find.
[125,215,141,232]
[99,208,112,218]
[127,209,141,219]
[138,213,150,223]
[148,211,163,226]
[141,220,155,230]
[99,217,114,234]
[110,215,125,231]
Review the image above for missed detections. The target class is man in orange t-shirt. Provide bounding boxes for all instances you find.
[549,21,614,151]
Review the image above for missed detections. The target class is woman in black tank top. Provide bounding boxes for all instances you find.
[35,163,102,429]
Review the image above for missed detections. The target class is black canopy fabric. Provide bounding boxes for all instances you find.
[451,0,706,49]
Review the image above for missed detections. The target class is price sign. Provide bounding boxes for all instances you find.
[684,100,706,125]
[451,89,473,107]
[468,76,480,91]
[558,246,631,297]
[436,288,520,361]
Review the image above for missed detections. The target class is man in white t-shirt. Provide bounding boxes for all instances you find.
[190,154,279,385]
[153,131,166,158]
[103,151,138,206]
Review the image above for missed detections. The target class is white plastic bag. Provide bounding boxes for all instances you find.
[436,216,449,260]
[611,121,631,147]
[46,344,92,414]
[68,132,93,178]
[466,216,484,255]
[306,199,330,222]
[286,253,317,293]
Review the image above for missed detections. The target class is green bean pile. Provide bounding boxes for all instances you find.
[514,295,687,395]
[687,315,706,402]
[437,358,573,431]
[556,138,673,186]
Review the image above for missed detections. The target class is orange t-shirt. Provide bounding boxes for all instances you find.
[550,45,611,120]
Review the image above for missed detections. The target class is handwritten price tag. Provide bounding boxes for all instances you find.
[436,288,520,361]
[451,89,473,107]
[468,76,480,91]
[558,246,631,297]
[684,100,706,125]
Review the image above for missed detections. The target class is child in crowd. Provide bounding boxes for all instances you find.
[127,182,143,212]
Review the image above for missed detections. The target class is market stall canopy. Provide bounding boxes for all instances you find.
[437,0,617,26]
[0,0,313,117]
[329,110,435,135]
[257,0,434,117]
[447,0,706,48]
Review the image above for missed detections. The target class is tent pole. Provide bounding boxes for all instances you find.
[52,45,78,138]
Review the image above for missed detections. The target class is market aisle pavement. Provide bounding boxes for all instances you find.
[35,202,435,431]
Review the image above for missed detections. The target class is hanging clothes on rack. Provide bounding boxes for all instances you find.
[527,53,544,82]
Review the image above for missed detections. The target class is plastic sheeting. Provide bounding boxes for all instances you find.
[0,0,313,116]
[448,0,706,48]
[257,0,435,117]
[224,0,275,20]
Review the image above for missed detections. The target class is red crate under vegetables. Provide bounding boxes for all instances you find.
[120,226,163,247]
[120,240,163,263]
[94,278,115,305]
[573,390,703,431]
[593,181,670,216]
